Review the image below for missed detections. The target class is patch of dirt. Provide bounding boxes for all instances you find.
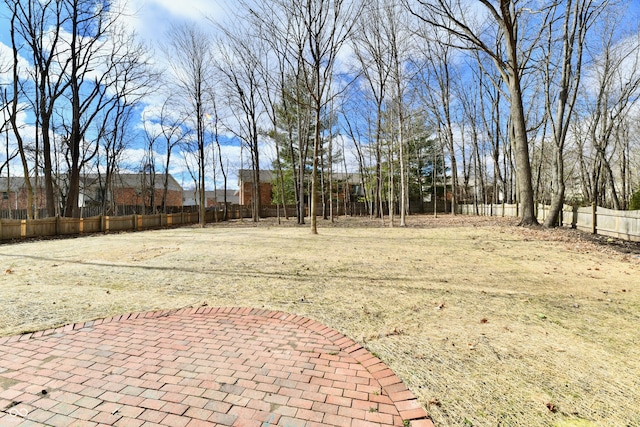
[1,214,639,427]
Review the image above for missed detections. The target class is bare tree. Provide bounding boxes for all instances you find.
[576,12,640,209]
[456,66,487,209]
[407,0,546,225]
[241,0,311,225]
[542,0,606,226]
[229,0,361,232]
[94,31,157,216]
[339,83,375,216]
[10,0,70,217]
[301,0,362,234]
[6,1,36,219]
[3,0,159,219]
[1,55,17,184]
[62,0,134,218]
[249,13,294,222]
[416,30,461,217]
[247,0,360,233]
[352,0,394,223]
[213,24,265,222]
[165,22,214,226]
[1,85,20,213]
[144,96,189,214]
[209,95,230,220]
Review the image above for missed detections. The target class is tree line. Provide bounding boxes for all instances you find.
[1,0,639,230]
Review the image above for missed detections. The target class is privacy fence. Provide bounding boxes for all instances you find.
[0,203,381,241]
[458,203,640,242]
[0,206,254,242]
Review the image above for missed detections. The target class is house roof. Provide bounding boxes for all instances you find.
[0,177,29,192]
[183,189,239,206]
[0,173,184,192]
[331,172,362,185]
[238,169,362,185]
[238,169,274,184]
[101,173,183,192]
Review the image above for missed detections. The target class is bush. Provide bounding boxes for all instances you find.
[630,189,640,210]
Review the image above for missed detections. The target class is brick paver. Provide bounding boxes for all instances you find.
[0,308,434,427]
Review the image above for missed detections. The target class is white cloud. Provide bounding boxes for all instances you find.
[118,0,233,47]
[0,41,32,84]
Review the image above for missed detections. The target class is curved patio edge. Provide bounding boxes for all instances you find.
[0,306,435,427]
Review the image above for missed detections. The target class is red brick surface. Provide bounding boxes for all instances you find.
[0,308,434,427]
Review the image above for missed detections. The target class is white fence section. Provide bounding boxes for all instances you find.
[459,203,640,242]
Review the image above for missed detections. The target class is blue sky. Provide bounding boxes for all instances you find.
[0,0,256,191]
[3,0,640,193]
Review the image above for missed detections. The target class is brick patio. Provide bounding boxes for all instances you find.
[0,307,434,427]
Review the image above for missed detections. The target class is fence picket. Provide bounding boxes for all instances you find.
[458,203,640,242]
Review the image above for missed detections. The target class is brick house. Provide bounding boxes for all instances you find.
[0,177,47,212]
[80,173,184,210]
[238,169,274,206]
[237,169,363,207]
[0,173,184,217]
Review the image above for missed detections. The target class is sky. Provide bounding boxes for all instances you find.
[111,0,251,191]
[4,0,640,195]
[0,0,260,192]
[0,0,362,193]
[120,0,232,44]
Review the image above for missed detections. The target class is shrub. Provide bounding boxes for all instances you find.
[630,189,640,210]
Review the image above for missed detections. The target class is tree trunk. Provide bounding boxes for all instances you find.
[544,151,565,227]
[509,77,537,225]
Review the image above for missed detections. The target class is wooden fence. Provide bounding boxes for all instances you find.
[0,203,366,241]
[0,212,202,241]
[0,204,265,241]
[458,203,640,242]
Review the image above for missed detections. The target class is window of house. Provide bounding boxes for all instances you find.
[2,192,8,200]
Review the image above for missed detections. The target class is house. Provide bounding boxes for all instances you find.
[78,173,184,209]
[183,189,239,207]
[237,168,364,207]
[0,172,184,217]
[0,177,47,213]
[238,169,275,206]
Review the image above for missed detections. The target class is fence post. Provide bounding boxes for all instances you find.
[0,218,2,241]
[592,203,597,235]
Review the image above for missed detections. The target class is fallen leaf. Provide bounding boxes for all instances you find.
[480,318,488,324]
[428,398,441,407]
[385,327,404,337]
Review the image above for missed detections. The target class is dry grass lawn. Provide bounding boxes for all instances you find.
[1,215,639,427]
